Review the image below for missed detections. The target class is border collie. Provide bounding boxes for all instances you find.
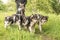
[22,14,48,32]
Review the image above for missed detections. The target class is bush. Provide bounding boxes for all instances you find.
[0,0,16,12]
[49,0,60,14]
[0,1,8,11]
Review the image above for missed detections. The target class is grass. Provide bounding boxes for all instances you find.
[0,11,60,40]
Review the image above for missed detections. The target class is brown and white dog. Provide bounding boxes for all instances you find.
[22,14,48,33]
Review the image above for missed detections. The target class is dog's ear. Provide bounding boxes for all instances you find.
[20,3,24,6]
[42,16,48,20]
[30,14,34,19]
[19,3,25,8]
[45,16,48,20]
[45,16,48,21]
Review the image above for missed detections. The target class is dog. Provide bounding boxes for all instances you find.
[4,13,48,32]
[16,3,25,15]
[4,3,25,30]
[4,14,22,30]
[15,0,27,9]
[22,14,48,33]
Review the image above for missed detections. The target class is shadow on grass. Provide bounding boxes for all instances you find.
[35,28,42,34]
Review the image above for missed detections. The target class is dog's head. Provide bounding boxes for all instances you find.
[18,3,25,11]
[41,16,48,24]
[4,16,13,27]
[5,16,13,22]
[19,3,25,8]
[29,14,41,23]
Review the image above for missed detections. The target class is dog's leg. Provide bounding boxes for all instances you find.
[28,22,35,33]
[29,26,32,32]
[29,25,35,33]
[17,20,21,30]
[39,21,42,32]
[32,26,35,33]
[4,21,9,28]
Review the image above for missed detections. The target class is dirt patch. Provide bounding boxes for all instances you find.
[41,35,55,40]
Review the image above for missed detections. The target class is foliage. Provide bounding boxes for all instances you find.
[49,0,60,14]
[0,12,60,40]
[0,1,7,11]
[26,0,60,14]
[0,0,60,14]
[0,0,60,40]
[0,0,16,12]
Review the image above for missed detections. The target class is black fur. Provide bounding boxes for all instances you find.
[21,14,48,32]
[15,0,27,9]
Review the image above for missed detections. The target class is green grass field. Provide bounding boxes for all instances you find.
[0,11,60,40]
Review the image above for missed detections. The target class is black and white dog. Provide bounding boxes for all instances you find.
[16,3,25,15]
[4,3,26,30]
[4,13,48,32]
[4,14,22,30]
[22,14,48,32]
[4,4,48,32]
[15,0,27,10]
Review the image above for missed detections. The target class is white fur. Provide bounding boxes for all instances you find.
[17,20,21,30]
[4,21,9,28]
[39,22,42,32]
[13,16,16,22]
[7,17,9,19]
[18,8,22,11]
[23,20,28,26]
